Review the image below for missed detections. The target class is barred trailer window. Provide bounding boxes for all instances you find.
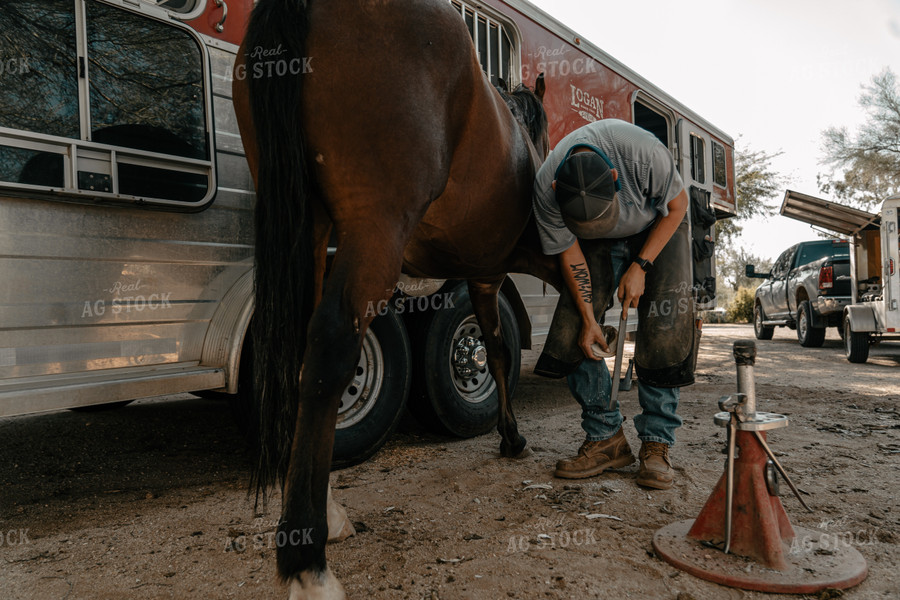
[450,0,514,88]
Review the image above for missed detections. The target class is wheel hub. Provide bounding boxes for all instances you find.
[337,329,383,429]
[453,336,487,379]
[448,316,496,404]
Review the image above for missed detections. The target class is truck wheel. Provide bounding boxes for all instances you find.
[797,301,825,347]
[332,308,412,468]
[409,284,520,438]
[844,316,870,364]
[754,303,774,340]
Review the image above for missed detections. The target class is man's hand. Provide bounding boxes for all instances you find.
[579,319,608,360]
[617,262,646,316]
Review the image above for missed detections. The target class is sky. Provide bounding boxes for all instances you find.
[528,0,900,260]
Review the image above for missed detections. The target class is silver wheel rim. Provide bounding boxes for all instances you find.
[337,328,384,429]
[449,316,495,404]
[798,309,808,340]
[755,307,763,333]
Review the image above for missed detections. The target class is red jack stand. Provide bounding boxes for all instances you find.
[653,341,868,594]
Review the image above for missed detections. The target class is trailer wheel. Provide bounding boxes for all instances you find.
[754,303,774,340]
[797,301,825,347]
[409,283,520,438]
[844,315,870,364]
[229,311,411,469]
[332,308,412,468]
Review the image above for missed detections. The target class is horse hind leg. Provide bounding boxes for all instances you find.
[279,235,407,599]
[467,278,527,458]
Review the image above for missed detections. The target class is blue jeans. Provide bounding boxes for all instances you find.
[565,239,682,446]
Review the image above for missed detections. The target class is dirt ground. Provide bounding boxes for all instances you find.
[1,324,898,600]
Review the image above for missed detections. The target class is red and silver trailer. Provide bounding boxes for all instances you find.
[0,0,735,463]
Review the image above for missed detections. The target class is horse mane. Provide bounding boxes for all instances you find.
[496,82,547,147]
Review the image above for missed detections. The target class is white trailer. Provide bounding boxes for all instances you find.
[780,191,900,363]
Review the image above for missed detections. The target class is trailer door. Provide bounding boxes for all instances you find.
[882,201,900,330]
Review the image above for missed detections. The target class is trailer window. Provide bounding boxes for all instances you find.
[86,1,207,161]
[451,1,515,88]
[0,0,79,139]
[0,0,79,188]
[690,134,706,184]
[712,141,727,188]
[0,0,213,208]
[634,101,669,147]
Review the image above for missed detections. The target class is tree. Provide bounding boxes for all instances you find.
[819,68,900,210]
[717,245,773,292]
[717,142,789,250]
[726,287,756,324]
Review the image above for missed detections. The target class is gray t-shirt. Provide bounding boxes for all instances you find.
[533,119,685,255]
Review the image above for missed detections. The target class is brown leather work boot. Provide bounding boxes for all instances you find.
[554,428,635,479]
[637,442,674,490]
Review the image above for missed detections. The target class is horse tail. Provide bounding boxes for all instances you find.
[244,0,315,502]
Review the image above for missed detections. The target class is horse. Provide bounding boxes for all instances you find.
[232,0,560,596]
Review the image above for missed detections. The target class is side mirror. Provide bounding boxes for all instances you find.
[745,265,771,279]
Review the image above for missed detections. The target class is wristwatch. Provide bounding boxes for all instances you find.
[633,257,653,272]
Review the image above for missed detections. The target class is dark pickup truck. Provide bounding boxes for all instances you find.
[746,240,852,346]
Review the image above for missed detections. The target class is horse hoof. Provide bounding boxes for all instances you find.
[500,435,528,458]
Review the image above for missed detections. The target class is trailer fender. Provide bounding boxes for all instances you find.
[844,304,877,333]
[500,276,533,350]
[201,267,255,393]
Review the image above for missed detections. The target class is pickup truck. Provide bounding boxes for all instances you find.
[746,239,852,346]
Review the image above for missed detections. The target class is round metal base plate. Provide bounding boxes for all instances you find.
[714,411,789,431]
[653,520,868,594]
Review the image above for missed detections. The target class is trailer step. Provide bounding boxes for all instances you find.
[0,363,225,418]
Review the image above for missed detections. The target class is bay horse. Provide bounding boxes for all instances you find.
[233,0,560,596]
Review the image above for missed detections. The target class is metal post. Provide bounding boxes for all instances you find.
[733,340,757,420]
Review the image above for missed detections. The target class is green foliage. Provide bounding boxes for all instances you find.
[717,246,773,292]
[726,287,755,323]
[819,69,900,210]
[718,142,789,250]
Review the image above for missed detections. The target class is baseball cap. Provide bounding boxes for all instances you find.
[553,144,621,238]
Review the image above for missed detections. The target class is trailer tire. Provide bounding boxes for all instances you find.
[844,315,870,364]
[797,301,825,347]
[332,309,412,469]
[229,311,411,469]
[409,284,520,438]
[754,303,774,340]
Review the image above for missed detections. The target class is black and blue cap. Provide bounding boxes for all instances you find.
[553,143,621,238]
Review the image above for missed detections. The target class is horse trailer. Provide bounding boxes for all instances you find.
[0,0,735,464]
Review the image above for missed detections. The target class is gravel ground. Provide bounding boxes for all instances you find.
[1,323,898,599]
